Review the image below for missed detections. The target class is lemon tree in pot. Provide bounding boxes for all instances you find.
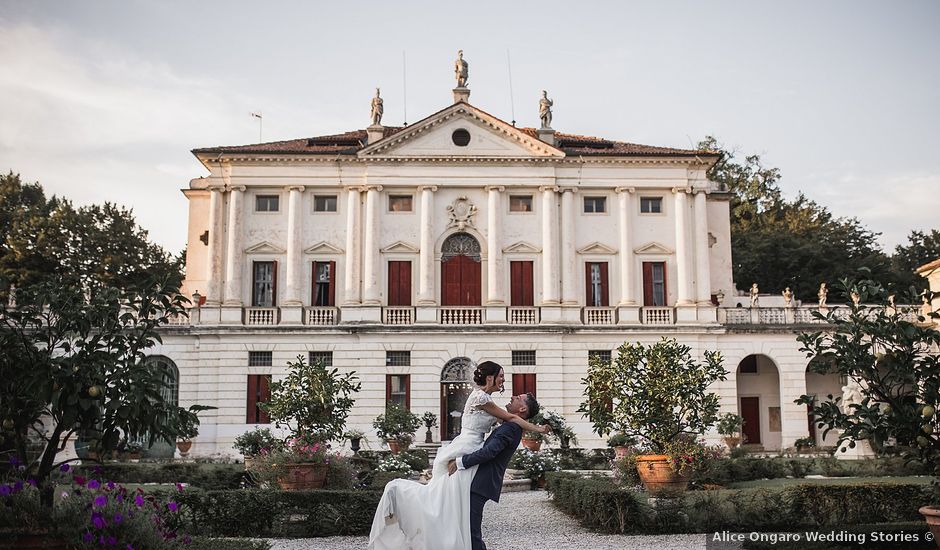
[373,403,421,454]
[796,277,940,546]
[717,413,744,450]
[579,338,727,495]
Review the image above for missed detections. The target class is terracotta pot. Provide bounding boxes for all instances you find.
[0,533,70,549]
[723,436,741,449]
[613,446,631,459]
[635,454,690,495]
[537,476,547,489]
[521,438,542,452]
[920,506,940,549]
[244,455,259,471]
[277,463,327,491]
[176,440,193,456]
[387,440,410,454]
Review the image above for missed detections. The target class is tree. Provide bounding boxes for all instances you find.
[796,275,939,476]
[892,229,940,292]
[0,277,210,503]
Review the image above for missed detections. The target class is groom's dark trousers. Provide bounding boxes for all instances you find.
[459,422,523,550]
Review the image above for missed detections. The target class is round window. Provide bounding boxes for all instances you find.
[451,129,471,146]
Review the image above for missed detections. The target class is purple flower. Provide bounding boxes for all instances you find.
[175,482,184,492]
[27,479,37,487]
[87,479,101,490]
[83,532,95,543]
[93,465,103,475]
[107,536,117,545]
[107,481,115,490]
[60,463,71,472]
[113,513,124,525]
[12,481,23,493]
[0,485,11,497]
[127,545,135,550]
[91,512,106,529]
[167,501,178,512]
[116,494,124,503]
[93,495,108,508]
[134,494,144,507]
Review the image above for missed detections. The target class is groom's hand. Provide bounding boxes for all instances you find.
[447,460,457,476]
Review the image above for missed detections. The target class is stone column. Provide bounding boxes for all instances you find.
[486,186,505,305]
[559,188,578,305]
[417,186,437,305]
[540,186,560,304]
[616,188,636,305]
[222,185,246,306]
[673,188,693,306]
[361,185,383,305]
[693,190,712,305]
[343,187,362,305]
[283,186,305,306]
[204,185,225,305]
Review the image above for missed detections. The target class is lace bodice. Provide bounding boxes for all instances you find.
[461,388,499,434]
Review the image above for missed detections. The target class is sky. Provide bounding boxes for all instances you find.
[1,1,938,254]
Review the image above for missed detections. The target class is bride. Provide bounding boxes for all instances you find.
[368,360,549,550]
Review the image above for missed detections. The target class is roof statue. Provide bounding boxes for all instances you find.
[370,88,384,126]
[539,90,554,129]
[455,50,469,88]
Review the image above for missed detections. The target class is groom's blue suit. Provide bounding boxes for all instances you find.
[457,422,522,550]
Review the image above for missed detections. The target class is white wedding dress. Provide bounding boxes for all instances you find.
[369,388,498,550]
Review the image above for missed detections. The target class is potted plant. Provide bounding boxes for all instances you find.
[607,433,636,459]
[123,441,144,460]
[373,403,421,454]
[257,354,360,490]
[717,413,744,450]
[509,449,560,488]
[579,338,728,496]
[794,437,817,454]
[233,427,283,470]
[176,414,200,458]
[521,430,544,452]
[422,412,438,444]
[344,430,367,453]
[541,409,578,450]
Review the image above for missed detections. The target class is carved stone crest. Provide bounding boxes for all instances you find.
[446,196,478,230]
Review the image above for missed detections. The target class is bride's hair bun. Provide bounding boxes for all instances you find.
[473,361,502,386]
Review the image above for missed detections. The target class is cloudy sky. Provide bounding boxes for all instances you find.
[1,1,937,254]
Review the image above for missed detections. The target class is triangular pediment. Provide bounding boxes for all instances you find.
[634,241,674,255]
[502,241,542,254]
[577,242,618,255]
[381,241,419,254]
[244,241,286,254]
[304,241,344,254]
[359,103,565,159]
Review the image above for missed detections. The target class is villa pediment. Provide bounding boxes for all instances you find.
[634,241,674,255]
[577,242,618,255]
[381,241,420,254]
[502,241,542,254]
[304,241,344,254]
[244,241,286,255]
[358,103,565,159]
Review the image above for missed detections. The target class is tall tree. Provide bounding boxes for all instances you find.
[892,229,940,292]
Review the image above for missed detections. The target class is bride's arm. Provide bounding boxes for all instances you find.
[479,402,550,434]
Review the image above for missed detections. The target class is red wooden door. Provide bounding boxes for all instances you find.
[740,396,761,444]
[387,261,412,306]
[441,255,481,306]
[510,261,534,306]
[512,373,537,398]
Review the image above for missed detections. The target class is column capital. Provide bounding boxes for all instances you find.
[206,183,225,192]
[538,185,560,193]
[615,186,636,194]
[485,185,506,192]
[417,185,439,192]
[692,187,709,195]
[229,185,247,192]
[559,186,578,194]
[286,185,306,192]
[343,185,363,192]
[672,186,692,194]
[362,184,384,192]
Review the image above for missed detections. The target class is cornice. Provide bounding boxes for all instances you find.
[207,154,713,169]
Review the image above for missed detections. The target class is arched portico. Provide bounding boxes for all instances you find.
[736,354,782,450]
[805,358,844,448]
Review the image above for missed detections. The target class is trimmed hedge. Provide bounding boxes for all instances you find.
[546,472,935,535]
[174,488,383,537]
[73,463,247,490]
[696,456,930,485]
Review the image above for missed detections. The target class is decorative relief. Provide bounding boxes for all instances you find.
[441,233,481,262]
[440,357,474,383]
[446,196,478,230]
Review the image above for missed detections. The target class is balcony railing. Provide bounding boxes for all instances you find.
[245,307,278,326]
[383,306,414,325]
[305,306,339,326]
[642,307,673,325]
[583,307,614,325]
[508,307,539,325]
[440,307,483,325]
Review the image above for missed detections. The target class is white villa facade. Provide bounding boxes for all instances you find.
[152,85,864,457]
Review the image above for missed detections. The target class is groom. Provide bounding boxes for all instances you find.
[448,391,540,550]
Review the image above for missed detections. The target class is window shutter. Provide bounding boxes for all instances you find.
[642,262,654,306]
[600,262,609,307]
[442,259,460,306]
[328,260,336,306]
[404,374,411,410]
[258,375,271,424]
[584,263,593,306]
[510,262,523,306]
[272,261,279,307]
[400,261,412,306]
[385,375,392,405]
[251,262,258,307]
[246,375,257,424]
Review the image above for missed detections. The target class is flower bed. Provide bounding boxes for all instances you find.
[72,463,247,490]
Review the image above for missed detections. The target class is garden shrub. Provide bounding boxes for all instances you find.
[546,448,611,470]
[696,456,928,485]
[74,463,246,490]
[786,483,933,526]
[357,449,429,470]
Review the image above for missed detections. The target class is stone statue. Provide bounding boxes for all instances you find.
[454,50,469,88]
[370,88,384,126]
[539,90,554,129]
[887,294,896,314]
[782,287,793,307]
[749,283,759,308]
[850,290,861,307]
[840,380,864,415]
[922,293,933,317]
[818,283,828,307]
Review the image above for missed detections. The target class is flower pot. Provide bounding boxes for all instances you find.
[635,454,690,495]
[613,446,631,459]
[244,455,259,471]
[920,506,940,549]
[521,438,542,452]
[723,436,741,449]
[349,437,362,453]
[425,428,433,444]
[176,439,193,457]
[277,463,327,491]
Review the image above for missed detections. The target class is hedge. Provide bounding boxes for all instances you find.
[73,463,247,490]
[546,472,936,535]
[696,456,930,486]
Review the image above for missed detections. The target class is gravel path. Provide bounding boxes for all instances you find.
[266,490,708,549]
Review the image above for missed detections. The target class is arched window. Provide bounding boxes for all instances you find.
[441,233,481,262]
[145,356,179,407]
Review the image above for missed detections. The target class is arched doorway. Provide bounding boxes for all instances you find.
[805,357,844,448]
[441,233,482,306]
[140,356,180,459]
[735,354,782,450]
[440,357,474,440]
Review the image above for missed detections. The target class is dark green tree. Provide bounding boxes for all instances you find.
[891,229,940,292]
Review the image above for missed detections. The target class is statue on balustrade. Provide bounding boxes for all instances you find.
[539,90,553,129]
[782,287,793,308]
[454,50,469,88]
[749,283,759,308]
[850,290,861,307]
[370,88,384,126]
[817,283,828,307]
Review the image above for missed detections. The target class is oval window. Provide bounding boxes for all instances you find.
[452,129,471,146]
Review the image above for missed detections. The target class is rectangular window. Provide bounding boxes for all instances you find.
[312,261,335,306]
[252,261,277,307]
[588,350,612,365]
[388,195,413,212]
[512,350,536,366]
[642,262,666,306]
[255,195,279,212]
[308,351,333,368]
[512,373,537,398]
[509,195,533,212]
[387,261,412,306]
[314,195,337,212]
[509,261,534,307]
[583,196,606,213]
[585,262,609,307]
[248,351,272,367]
[246,375,271,424]
[640,196,663,214]
[386,351,411,367]
[386,374,411,410]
